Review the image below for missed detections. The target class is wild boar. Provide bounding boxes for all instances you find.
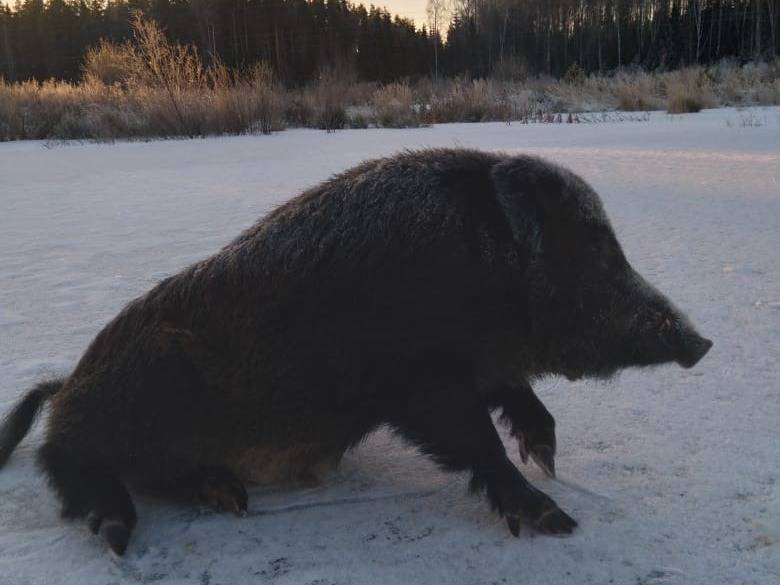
[0,149,712,554]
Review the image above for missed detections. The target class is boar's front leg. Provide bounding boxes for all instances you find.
[387,359,576,536]
[488,383,557,478]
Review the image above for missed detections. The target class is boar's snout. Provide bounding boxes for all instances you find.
[648,306,713,369]
[676,332,713,369]
[626,276,713,371]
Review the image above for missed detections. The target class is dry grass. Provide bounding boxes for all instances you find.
[614,72,665,111]
[725,111,767,127]
[206,62,285,135]
[372,82,419,128]
[0,79,106,140]
[290,69,375,131]
[0,13,285,141]
[1,17,777,143]
[419,78,512,124]
[301,72,350,131]
[710,58,780,106]
[83,40,133,86]
[543,75,618,112]
[664,68,716,114]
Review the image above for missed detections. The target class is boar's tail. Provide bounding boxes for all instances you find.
[0,378,64,468]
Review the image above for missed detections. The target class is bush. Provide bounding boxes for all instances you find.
[615,72,664,111]
[665,68,715,114]
[542,74,616,112]
[667,93,704,113]
[373,82,418,128]
[424,78,511,123]
[302,70,352,131]
[0,80,23,140]
[82,40,134,86]
[125,12,209,136]
[206,61,285,135]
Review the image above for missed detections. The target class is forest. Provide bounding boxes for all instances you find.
[447,0,779,77]
[1,1,778,84]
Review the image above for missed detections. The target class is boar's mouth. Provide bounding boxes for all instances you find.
[620,320,713,372]
[557,320,713,381]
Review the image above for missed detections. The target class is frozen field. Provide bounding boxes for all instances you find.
[1,108,779,585]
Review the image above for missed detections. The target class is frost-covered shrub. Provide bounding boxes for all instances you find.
[665,68,716,114]
[373,82,419,128]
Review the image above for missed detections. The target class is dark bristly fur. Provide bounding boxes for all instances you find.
[0,379,64,467]
[0,148,712,554]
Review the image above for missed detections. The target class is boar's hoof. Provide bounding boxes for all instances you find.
[533,506,578,535]
[505,504,577,537]
[529,445,556,479]
[86,513,131,556]
[86,512,132,555]
[518,435,556,478]
[504,494,577,536]
[198,467,249,516]
[506,515,522,537]
[102,520,132,556]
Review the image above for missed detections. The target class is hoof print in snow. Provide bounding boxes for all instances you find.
[256,557,292,579]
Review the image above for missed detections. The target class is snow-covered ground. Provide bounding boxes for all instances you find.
[1,107,778,585]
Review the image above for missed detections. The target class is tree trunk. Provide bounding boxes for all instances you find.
[694,0,703,62]
[755,0,762,58]
[616,5,622,68]
[232,9,239,65]
[546,7,552,75]
[499,3,510,65]
[434,35,439,79]
[639,0,644,61]
[1,18,15,81]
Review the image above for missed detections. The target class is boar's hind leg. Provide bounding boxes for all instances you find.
[388,359,576,536]
[489,383,557,478]
[38,441,137,555]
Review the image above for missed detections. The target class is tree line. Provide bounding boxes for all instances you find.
[0,0,437,83]
[445,0,779,78]
[1,0,777,83]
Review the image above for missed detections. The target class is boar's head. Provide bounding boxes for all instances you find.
[491,155,712,381]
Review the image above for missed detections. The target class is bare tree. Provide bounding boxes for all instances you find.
[497,0,512,65]
[1,15,14,81]
[427,0,451,78]
[692,0,704,60]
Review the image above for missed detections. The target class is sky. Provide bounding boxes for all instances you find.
[378,0,430,27]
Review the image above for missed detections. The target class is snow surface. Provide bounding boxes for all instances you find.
[1,107,778,585]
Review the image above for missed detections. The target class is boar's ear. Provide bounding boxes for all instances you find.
[490,156,560,244]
